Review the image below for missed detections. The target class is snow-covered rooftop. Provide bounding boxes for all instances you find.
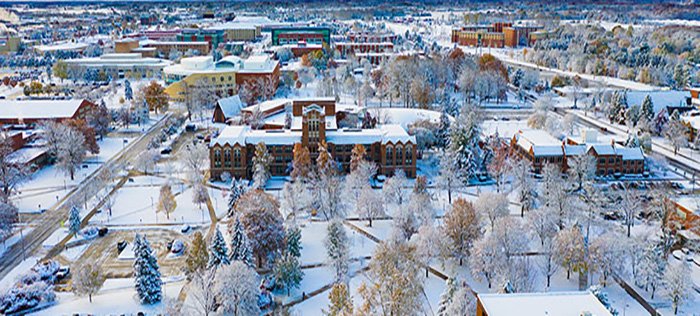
[478,291,612,316]
[216,95,243,118]
[0,99,86,120]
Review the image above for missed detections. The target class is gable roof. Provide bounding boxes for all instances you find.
[216,95,243,118]
[0,99,88,120]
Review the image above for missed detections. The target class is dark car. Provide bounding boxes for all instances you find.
[160,147,172,155]
[98,227,109,237]
[117,240,128,253]
[185,124,196,132]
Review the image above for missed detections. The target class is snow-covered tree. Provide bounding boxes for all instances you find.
[214,261,261,316]
[356,186,384,227]
[664,110,688,155]
[383,169,408,206]
[443,198,481,266]
[227,178,248,217]
[554,226,586,281]
[324,283,353,316]
[349,144,367,172]
[590,232,626,286]
[273,252,304,295]
[290,143,311,181]
[124,79,133,101]
[0,135,29,202]
[528,207,557,247]
[437,149,463,204]
[589,285,618,315]
[448,103,483,179]
[641,94,654,123]
[188,267,217,316]
[510,159,535,217]
[436,108,451,149]
[133,234,162,304]
[474,192,509,230]
[228,217,254,267]
[285,226,302,258]
[57,127,86,180]
[68,206,81,235]
[208,226,230,268]
[567,154,596,191]
[72,261,105,303]
[663,263,692,315]
[357,241,424,315]
[437,278,475,316]
[185,231,209,278]
[236,190,285,268]
[280,181,310,223]
[636,243,666,299]
[0,202,17,240]
[541,163,573,229]
[156,183,176,220]
[325,220,349,282]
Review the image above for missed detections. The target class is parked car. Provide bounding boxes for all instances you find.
[117,240,128,253]
[170,240,184,254]
[55,266,70,280]
[185,124,196,132]
[98,227,109,237]
[160,147,172,155]
[180,225,192,234]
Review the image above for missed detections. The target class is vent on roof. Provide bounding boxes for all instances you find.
[344,128,362,132]
[265,130,284,133]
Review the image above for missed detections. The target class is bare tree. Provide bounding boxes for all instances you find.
[57,127,87,180]
[72,261,106,303]
[0,134,29,202]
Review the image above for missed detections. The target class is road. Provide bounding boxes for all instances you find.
[0,114,172,281]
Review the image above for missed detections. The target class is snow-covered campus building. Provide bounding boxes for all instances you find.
[209,98,417,180]
[476,291,613,316]
[511,129,645,176]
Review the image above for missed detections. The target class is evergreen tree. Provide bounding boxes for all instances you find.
[673,64,689,89]
[325,220,349,282]
[124,80,133,101]
[286,226,302,258]
[436,278,457,316]
[68,206,81,235]
[436,108,451,150]
[641,94,654,122]
[185,231,209,277]
[133,234,163,304]
[208,227,230,268]
[273,253,304,296]
[448,104,483,178]
[227,178,247,217]
[228,217,254,267]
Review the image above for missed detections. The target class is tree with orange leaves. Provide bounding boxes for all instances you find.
[291,143,311,180]
[66,119,99,154]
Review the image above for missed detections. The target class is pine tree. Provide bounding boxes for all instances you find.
[436,108,451,149]
[228,217,254,267]
[641,94,654,122]
[133,234,163,304]
[227,178,247,217]
[448,105,482,178]
[673,64,688,89]
[185,231,209,277]
[325,220,349,282]
[273,252,304,296]
[124,79,133,101]
[208,227,230,268]
[286,226,302,258]
[68,206,81,235]
[436,278,457,316]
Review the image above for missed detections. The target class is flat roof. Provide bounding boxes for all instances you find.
[478,291,612,316]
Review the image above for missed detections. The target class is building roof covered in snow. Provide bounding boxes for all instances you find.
[0,99,93,123]
[211,124,414,147]
[477,291,613,316]
[513,129,563,157]
[216,95,243,118]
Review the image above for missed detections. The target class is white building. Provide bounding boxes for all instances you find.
[62,53,172,80]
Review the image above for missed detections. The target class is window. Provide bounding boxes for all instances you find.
[234,148,241,167]
[608,158,614,163]
[224,149,231,168]
[396,146,403,166]
[406,145,413,165]
[386,145,394,166]
[214,149,221,168]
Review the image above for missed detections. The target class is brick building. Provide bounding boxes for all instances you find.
[271,27,331,46]
[210,98,416,180]
[451,23,544,48]
[335,42,394,58]
[511,129,644,176]
[0,99,96,125]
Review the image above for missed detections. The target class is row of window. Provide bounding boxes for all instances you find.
[385,144,413,166]
[213,148,242,168]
